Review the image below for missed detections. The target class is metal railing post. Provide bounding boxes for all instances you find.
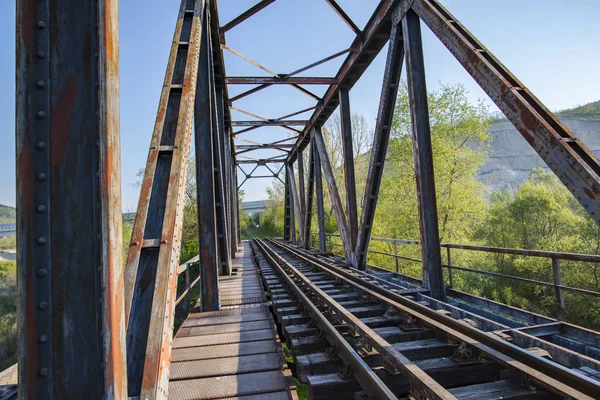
[394,240,399,273]
[183,264,191,315]
[446,246,453,288]
[552,258,566,320]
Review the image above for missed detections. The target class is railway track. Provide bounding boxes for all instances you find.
[250,238,600,400]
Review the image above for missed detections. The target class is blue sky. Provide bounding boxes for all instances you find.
[1,0,599,209]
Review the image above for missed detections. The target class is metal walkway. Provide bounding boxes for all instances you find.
[168,243,296,400]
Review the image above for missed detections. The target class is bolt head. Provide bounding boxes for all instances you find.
[37,268,47,277]
[37,173,47,181]
[37,237,47,245]
[39,334,48,343]
[37,204,47,213]
[39,367,49,377]
[38,301,48,310]
[37,141,46,150]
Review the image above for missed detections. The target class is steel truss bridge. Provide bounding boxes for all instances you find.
[12,0,600,399]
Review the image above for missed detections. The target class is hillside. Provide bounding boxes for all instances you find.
[479,100,600,193]
[0,205,15,224]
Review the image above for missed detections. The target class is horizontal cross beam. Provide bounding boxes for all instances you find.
[236,158,287,164]
[226,76,336,84]
[232,120,308,126]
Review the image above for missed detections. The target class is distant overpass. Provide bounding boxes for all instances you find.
[0,224,16,238]
[241,200,267,215]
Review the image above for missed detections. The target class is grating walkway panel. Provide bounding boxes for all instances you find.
[168,242,293,399]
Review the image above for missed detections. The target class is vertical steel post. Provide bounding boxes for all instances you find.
[283,171,292,241]
[16,0,127,398]
[213,79,231,275]
[355,12,405,269]
[403,9,446,301]
[288,162,305,245]
[304,140,316,249]
[298,150,306,241]
[195,3,220,312]
[552,258,566,320]
[314,139,327,252]
[339,88,358,250]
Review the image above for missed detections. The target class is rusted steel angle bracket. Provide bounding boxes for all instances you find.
[412,0,600,224]
[123,0,205,398]
[253,240,397,399]
[257,240,453,399]
[271,240,600,399]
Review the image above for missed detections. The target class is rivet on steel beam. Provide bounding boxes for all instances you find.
[38,269,47,277]
[38,302,48,310]
[37,141,46,150]
[37,51,46,59]
[37,237,47,245]
[37,21,46,29]
[36,80,46,89]
[37,173,47,181]
[39,368,49,377]
[37,204,47,213]
[39,334,48,343]
[36,111,46,119]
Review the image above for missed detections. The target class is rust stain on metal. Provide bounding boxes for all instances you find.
[584,187,596,200]
[104,0,116,64]
[20,0,35,53]
[18,133,33,219]
[50,76,78,167]
[105,244,125,394]
[23,271,38,398]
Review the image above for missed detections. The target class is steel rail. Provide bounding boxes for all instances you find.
[269,238,600,399]
[251,239,398,400]
[256,239,456,399]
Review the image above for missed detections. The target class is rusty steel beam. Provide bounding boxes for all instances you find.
[314,127,356,266]
[325,0,362,36]
[16,0,126,398]
[297,150,306,233]
[304,140,316,248]
[195,2,221,312]
[214,81,232,276]
[314,139,327,252]
[232,120,308,127]
[403,9,445,301]
[412,0,600,224]
[288,0,410,163]
[288,162,305,246]
[284,172,292,241]
[226,76,336,84]
[287,48,352,77]
[124,1,206,397]
[221,0,276,33]
[236,158,286,164]
[339,88,358,250]
[355,10,405,269]
[229,83,271,103]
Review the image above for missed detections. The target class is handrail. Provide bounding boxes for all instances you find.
[175,255,201,311]
[314,233,600,320]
